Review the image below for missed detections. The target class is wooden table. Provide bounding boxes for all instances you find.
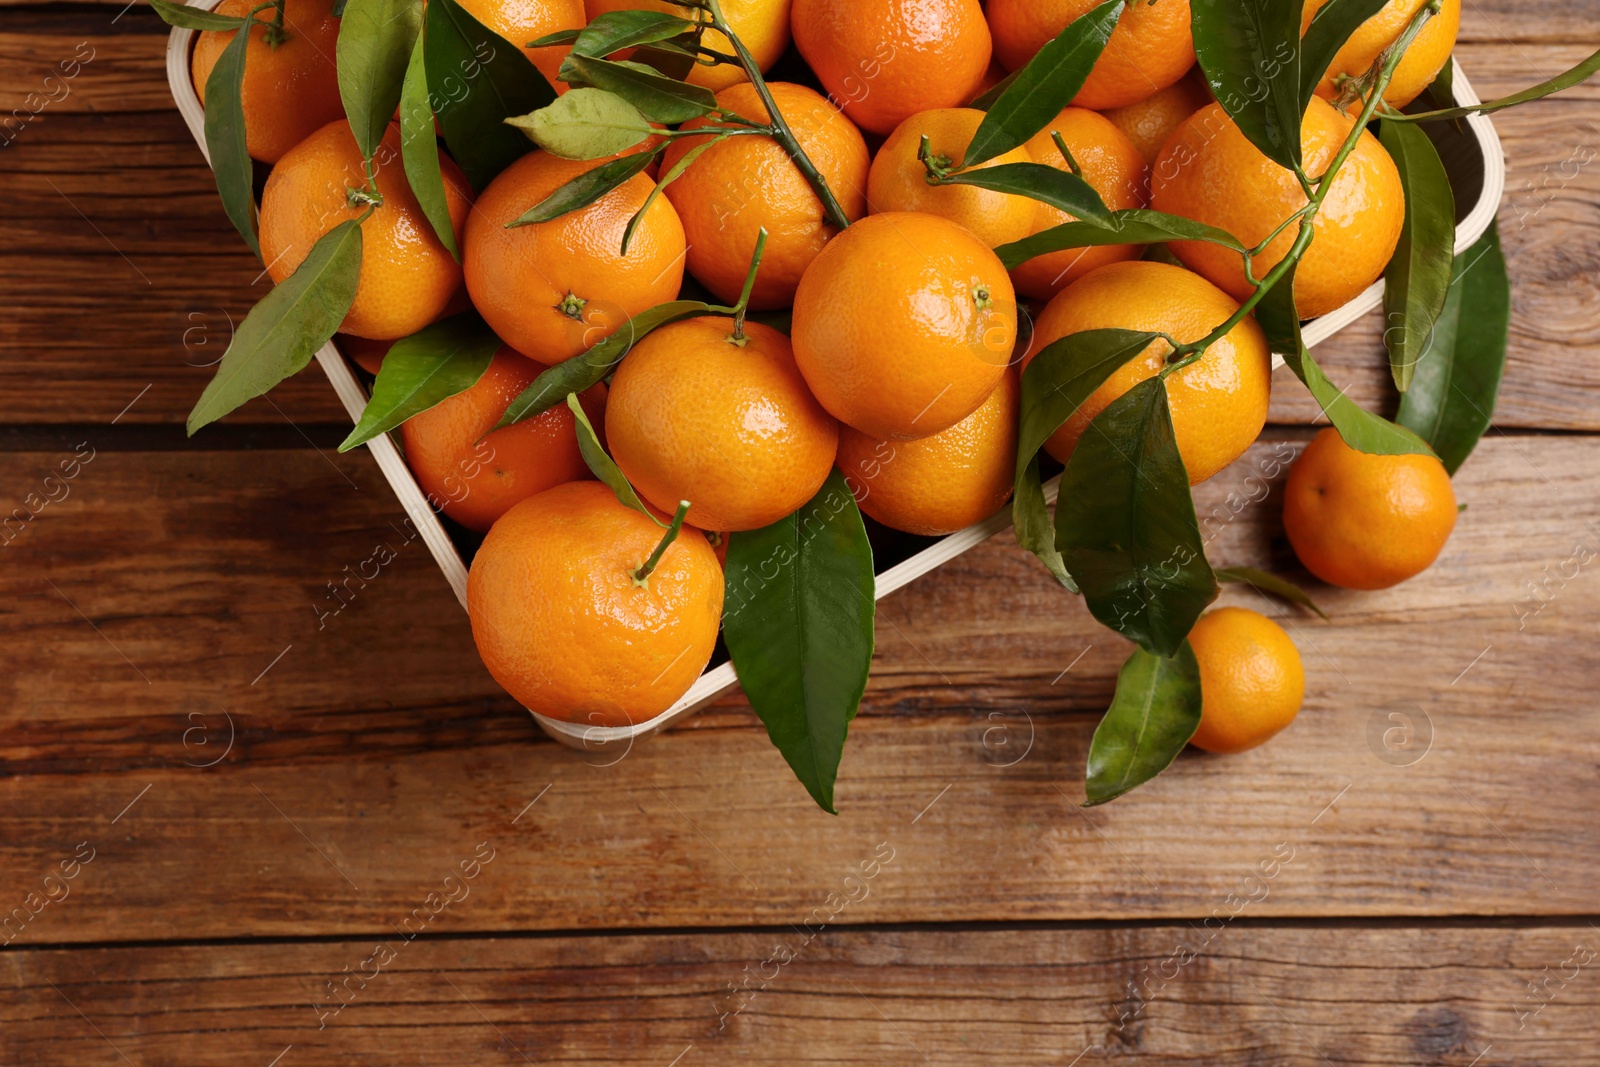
[3,2,1598,1062]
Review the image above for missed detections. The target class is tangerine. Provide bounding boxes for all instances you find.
[259,121,471,340]
[463,150,686,364]
[1282,427,1458,590]
[661,81,867,310]
[605,317,839,533]
[866,108,1037,250]
[456,0,585,91]
[1187,607,1305,754]
[987,0,1195,109]
[1302,0,1461,108]
[839,368,1017,536]
[583,0,791,91]
[792,212,1016,440]
[1102,65,1212,167]
[790,0,993,135]
[467,481,723,727]
[400,347,606,532]
[1024,261,1271,485]
[191,0,343,163]
[1152,97,1404,320]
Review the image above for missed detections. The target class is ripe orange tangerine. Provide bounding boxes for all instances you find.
[791,212,1016,441]
[605,317,839,533]
[401,347,605,532]
[467,481,724,727]
[1302,0,1461,108]
[987,0,1196,109]
[191,0,343,163]
[1187,607,1306,754]
[456,0,585,91]
[583,0,792,91]
[463,150,686,365]
[790,0,993,135]
[1152,97,1404,320]
[259,122,471,341]
[1024,261,1271,485]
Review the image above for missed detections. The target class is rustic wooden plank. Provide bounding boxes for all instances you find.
[0,435,1595,940]
[2,926,1596,1063]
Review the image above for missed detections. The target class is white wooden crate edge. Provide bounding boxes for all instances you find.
[164,16,1505,749]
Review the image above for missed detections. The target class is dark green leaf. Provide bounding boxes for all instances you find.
[1393,47,1600,122]
[148,0,248,31]
[202,16,259,257]
[1191,0,1304,170]
[941,161,1110,223]
[1056,377,1217,656]
[398,31,460,259]
[564,394,662,523]
[964,0,1122,166]
[527,28,581,48]
[337,312,498,451]
[1215,566,1329,620]
[559,54,717,124]
[1084,642,1201,806]
[506,87,654,160]
[495,300,719,428]
[1426,53,1455,106]
[1397,222,1509,474]
[1014,328,1159,587]
[188,219,363,435]
[506,150,658,226]
[570,9,698,58]
[723,471,875,814]
[969,67,1021,111]
[1298,0,1389,111]
[426,0,554,191]
[337,0,422,160]
[1258,260,1438,457]
[995,208,1244,270]
[1380,119,1455,392]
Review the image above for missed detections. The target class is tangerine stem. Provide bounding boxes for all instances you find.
[632,501,691,588]
[1051,132,1083,177]
[702,0,852,232]
[731,227,769,341]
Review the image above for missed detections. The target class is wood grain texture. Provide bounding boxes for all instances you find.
[0,20,1596,427]
[0,436,1595,943]
[3,926,1597,1064]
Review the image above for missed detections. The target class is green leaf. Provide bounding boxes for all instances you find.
[564,394,662,523]
[569,9,698,58]
[1056,377,1217,657]
[964,0,1122,166]
[337,312,498,451]
[202,15,259,257]
[1380,119,1456,392]
[495,300,720,429]
[1014,328,1159,587]
[1392,47,1600,122]
[188,219,363,435]
[425,0,554,191]
[969,67,1022,111]
[1214,566,1329,620]
[148,0,249,31]
[1084,642,1201,806]
[622,133,720,254]
[398,31,460,260]
[1258,261,1438,458]
[337,0,422,161]
[723,471,875,814]
[1298,0,1389,111]
[1397,222,1510,474]
[941,161,1110,223]
[1191,0,1304,170]
[559,54,717,124]
[506,86,654,160]
[527,28,581,48]
[1426,53,1455,107]
[995,208,1244,270]
[506,150,658,227]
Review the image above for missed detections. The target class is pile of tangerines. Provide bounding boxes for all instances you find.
[168,0,1584,806]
